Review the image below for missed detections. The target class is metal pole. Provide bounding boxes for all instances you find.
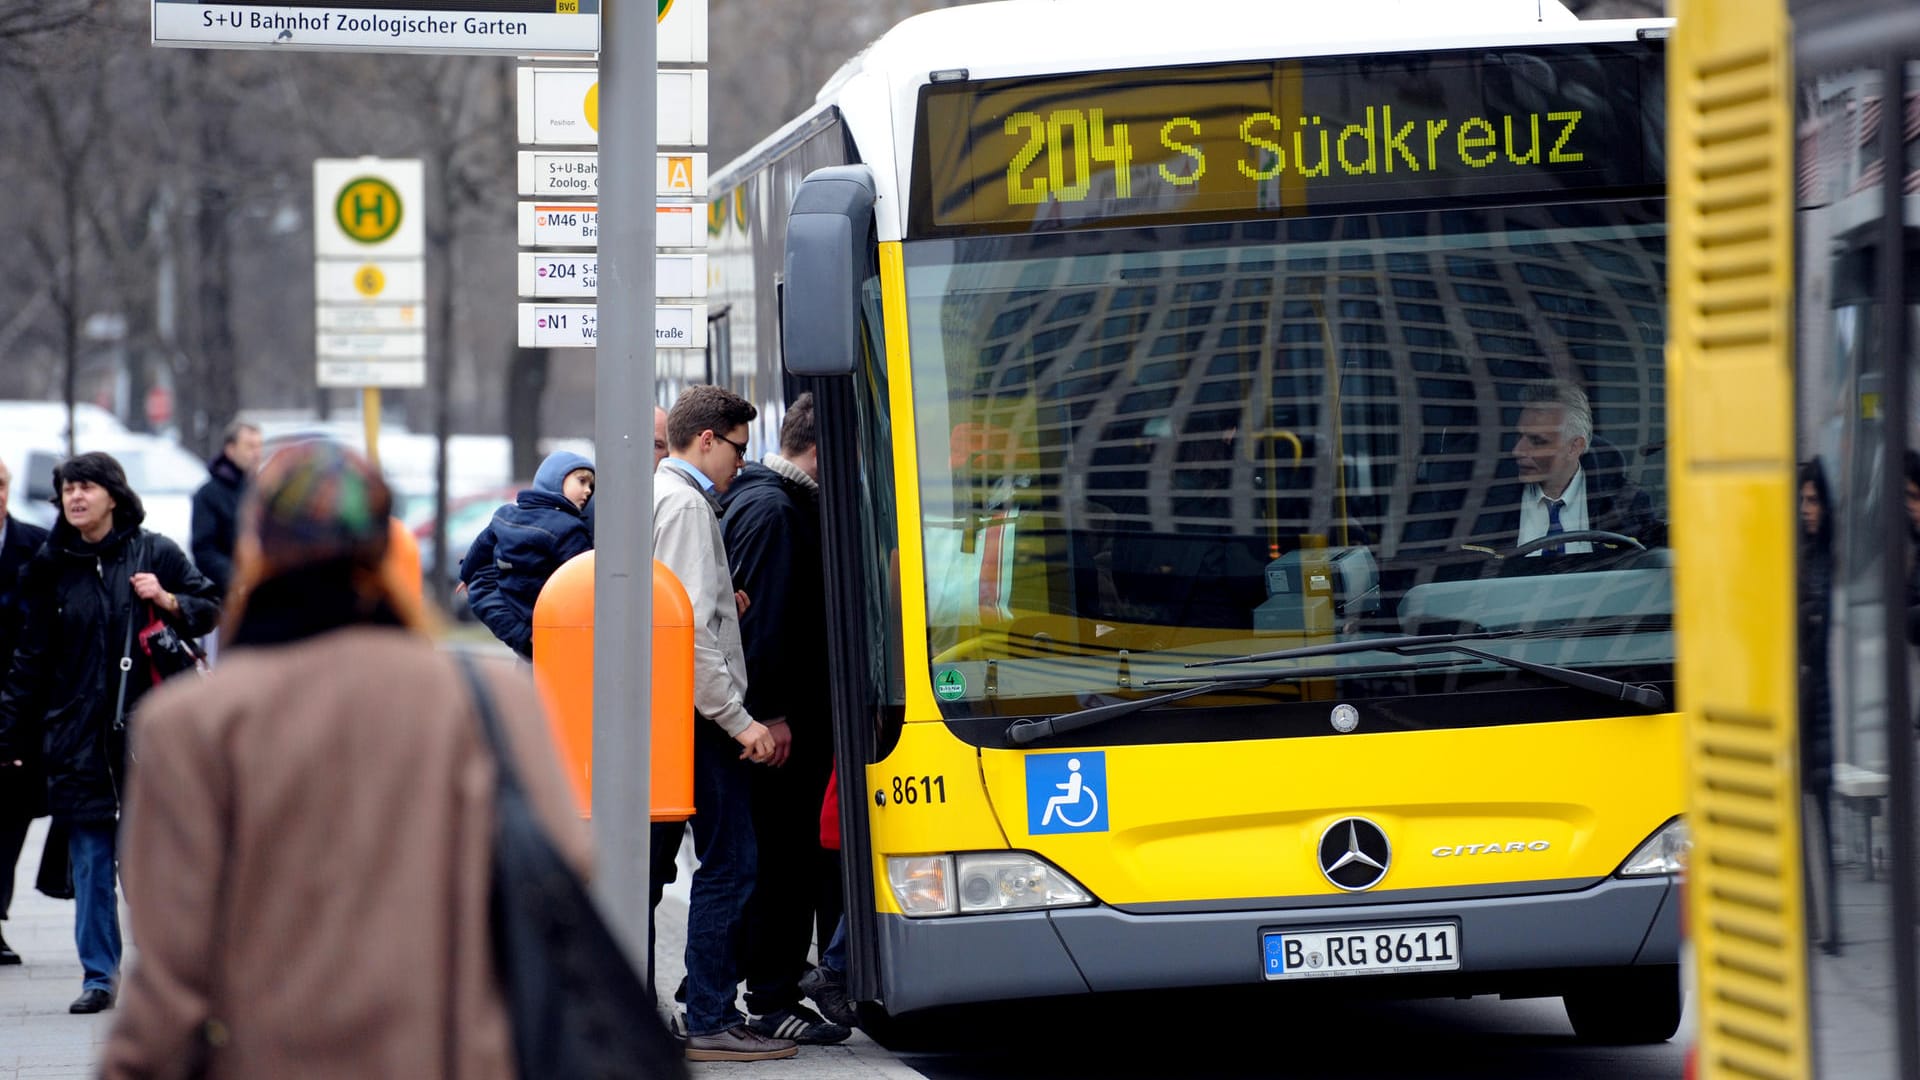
[1875,52,1920,1078]
[592,1,656,967]
[361,387,381,469]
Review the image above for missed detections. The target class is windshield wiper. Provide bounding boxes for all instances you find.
[1004,630,1666,746]
[1192,630,1666,711]
[1003,657,1477,746]
[1184,631,1521,669]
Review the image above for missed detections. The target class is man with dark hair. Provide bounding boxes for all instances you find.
[0,457,48,965]
[720,393,847,1044]
[190,419,262,595]
[648,385,795,1062]
[0,452,219,1012]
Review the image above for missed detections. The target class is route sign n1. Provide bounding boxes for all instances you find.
[315,158,423,258]
[518,303,708,349]
[153,2,601,56]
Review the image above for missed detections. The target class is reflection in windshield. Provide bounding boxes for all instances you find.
[906,203,1670,709]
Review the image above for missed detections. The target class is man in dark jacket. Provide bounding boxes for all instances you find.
[462,450,594,659]
[0,452,220,1012]
[189,419,262,595]
[0,457,49,965]
[720,393,848,1044]
[1482,381,1665,554]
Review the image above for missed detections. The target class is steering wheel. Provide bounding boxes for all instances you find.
[1502,530,1645,558]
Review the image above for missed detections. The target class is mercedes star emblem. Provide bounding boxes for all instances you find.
[1318,817,1392,891]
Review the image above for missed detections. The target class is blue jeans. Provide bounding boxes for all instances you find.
[821,916,847,977]
[69,822,120,993]
[649,733,757,1036]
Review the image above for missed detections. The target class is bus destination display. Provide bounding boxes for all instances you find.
[916,46,1662,231]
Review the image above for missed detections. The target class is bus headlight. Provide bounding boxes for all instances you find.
[887,853,1094,917]
[954,853,1091,913]
[1618,817,1690,876]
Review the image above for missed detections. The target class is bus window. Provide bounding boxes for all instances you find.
[905,204,1672,728]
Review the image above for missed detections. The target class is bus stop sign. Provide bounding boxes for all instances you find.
[151,1,601,56]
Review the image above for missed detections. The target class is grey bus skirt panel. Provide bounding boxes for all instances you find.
[874,875,1676,1016]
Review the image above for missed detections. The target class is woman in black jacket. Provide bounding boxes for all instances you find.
[0,452,219,1013]
[1798,459,1838,954]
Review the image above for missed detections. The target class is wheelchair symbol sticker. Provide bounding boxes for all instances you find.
[1025,751,1109,835]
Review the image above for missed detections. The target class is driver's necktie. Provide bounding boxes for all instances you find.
[1545,498,1565,556]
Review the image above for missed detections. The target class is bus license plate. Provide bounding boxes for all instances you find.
[1262,923,1459,980]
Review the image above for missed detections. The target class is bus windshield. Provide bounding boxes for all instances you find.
[904,201,1671,725]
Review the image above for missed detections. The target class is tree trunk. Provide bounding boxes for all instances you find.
[507,347,550,481]
[187,51,239,458]
[429,203,456,596]
[64,181,80,458]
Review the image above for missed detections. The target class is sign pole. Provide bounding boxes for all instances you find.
[592,0,656,967]
[362,387,381,468]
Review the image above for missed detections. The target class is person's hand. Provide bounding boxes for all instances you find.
[763,718,792,768]
[735,720,777,764]
[734,590,751,618]
[131,573,177,614]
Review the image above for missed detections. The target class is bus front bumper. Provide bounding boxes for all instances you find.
[875,874,1677,1015]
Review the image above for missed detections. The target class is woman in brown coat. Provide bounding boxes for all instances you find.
[99,441,590,1080]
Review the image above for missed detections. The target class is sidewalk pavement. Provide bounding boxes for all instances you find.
[0,818,112,1080]
[652,832,923,1079]
[1806,821,1915,1077]
[1,817,923,1079]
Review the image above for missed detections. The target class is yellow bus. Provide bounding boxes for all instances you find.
[705,0,1685,1040]
[1670,0,1920,1075]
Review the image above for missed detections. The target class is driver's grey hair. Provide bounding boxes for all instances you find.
[1521,380,1592,445]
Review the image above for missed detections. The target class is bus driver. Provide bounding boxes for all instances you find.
[1499,380,1660,556]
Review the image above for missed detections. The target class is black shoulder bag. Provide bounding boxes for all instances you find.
[131,534,207,684]
[453,655,686,1080]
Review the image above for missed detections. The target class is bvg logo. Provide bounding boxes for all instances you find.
[1025,751,1108,835]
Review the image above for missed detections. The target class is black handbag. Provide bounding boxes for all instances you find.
[453,655,686,1080]
[131,535,207,685]
[35,818,73,901]
[137,608,207,683]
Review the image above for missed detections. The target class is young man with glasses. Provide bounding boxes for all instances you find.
[648,385,794,1061]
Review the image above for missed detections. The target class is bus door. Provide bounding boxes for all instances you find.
[1790,36,1920,1077]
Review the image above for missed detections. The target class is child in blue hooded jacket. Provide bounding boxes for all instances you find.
[461,450,594,659]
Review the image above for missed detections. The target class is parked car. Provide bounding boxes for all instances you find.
[1,425,202,557]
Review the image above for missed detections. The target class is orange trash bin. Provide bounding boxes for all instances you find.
[383,517,423,609]
[530,551,696,821]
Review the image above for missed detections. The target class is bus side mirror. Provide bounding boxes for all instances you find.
[782,165,876,377]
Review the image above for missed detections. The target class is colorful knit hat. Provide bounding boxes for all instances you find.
[243,439,393,572]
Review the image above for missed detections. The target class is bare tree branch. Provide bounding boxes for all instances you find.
[0,0,104,42]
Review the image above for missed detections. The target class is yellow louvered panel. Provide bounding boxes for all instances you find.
[1670,1,1808,1079]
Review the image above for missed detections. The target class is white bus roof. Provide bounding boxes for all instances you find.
[843,0,1582,89]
